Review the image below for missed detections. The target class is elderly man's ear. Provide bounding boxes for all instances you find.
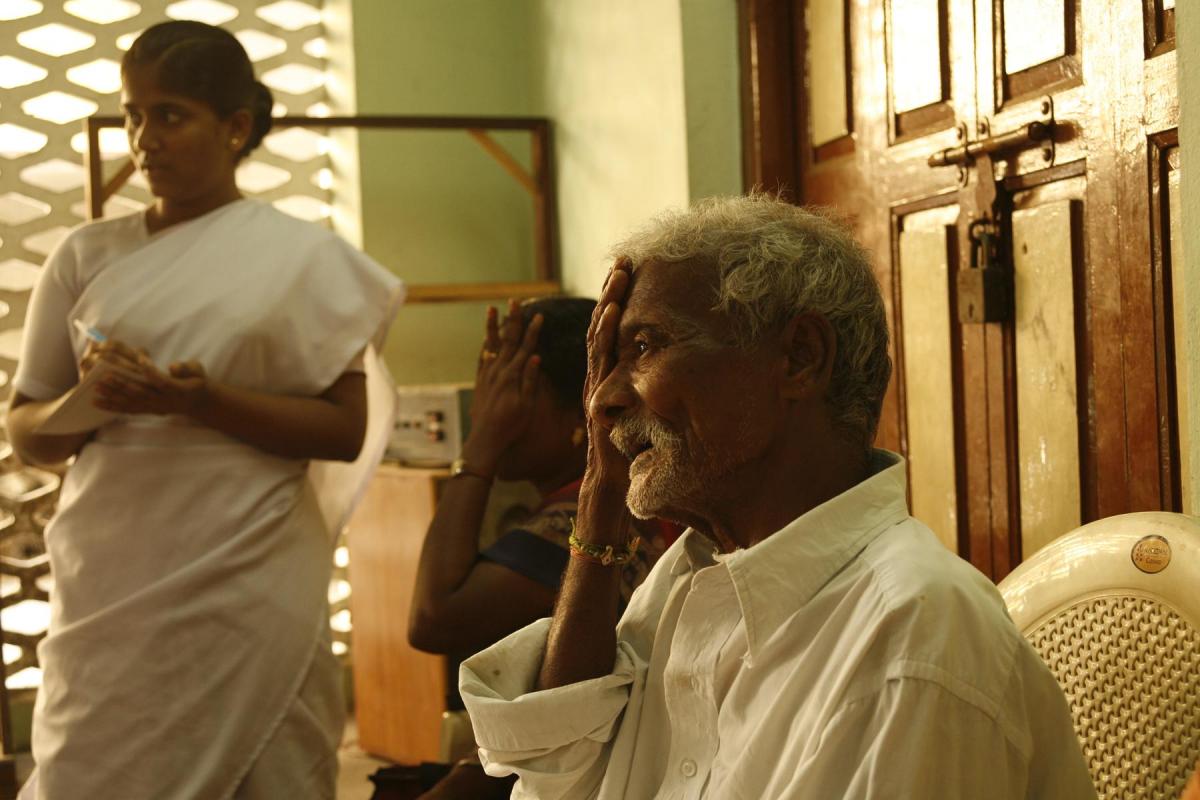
[778,313,837,400]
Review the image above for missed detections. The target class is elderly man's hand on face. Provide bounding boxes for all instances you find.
[577,259,638,544]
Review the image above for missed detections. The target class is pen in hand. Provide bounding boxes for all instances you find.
[73,322,150,382]
[73,319,108,345]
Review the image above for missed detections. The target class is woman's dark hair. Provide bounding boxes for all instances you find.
[122,21,273,159]
[521,297,597,410]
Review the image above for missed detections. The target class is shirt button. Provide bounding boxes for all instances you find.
[680,758,698,777]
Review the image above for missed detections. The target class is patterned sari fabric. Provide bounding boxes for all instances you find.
[480,479,669,607]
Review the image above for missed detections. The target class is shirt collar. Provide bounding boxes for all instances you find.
[670,449,910,664]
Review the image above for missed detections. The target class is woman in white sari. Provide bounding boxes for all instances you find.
[5,21,402,799]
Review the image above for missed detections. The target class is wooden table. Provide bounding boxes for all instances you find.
[346,464,448,764]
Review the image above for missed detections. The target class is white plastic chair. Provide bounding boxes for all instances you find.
[999,512,1200,799]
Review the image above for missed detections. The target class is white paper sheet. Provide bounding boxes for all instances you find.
[34,362,138,435]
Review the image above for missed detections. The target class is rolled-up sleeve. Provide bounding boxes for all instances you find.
[459,618,640,800]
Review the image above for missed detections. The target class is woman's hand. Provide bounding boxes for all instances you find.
[93,357,210,417]
[460,300,543,475]
[78,339,146,380]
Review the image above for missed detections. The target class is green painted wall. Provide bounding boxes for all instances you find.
[337,0,742,384]
[680,0,744,204]
[1177,1,1198,514]
[348,0,540,385]
[532,0,742,297]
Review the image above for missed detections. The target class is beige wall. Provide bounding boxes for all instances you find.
[532,2,692,296]
[331,1,742,382]
[1178,2,1198,514]
[335,0,540,385]
[534,0,742,296]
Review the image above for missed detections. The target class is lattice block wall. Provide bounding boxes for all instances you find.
[0,0,354,690]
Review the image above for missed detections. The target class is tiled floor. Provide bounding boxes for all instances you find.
[10,723,393,799]
[338,724,392,799]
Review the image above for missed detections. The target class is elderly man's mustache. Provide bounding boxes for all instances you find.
[609,414,683,460]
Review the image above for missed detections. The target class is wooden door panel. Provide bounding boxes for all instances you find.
[896,205,962,553]
[884,0,978,145]
[1164,146,1189,514]
[1144,0,1176,57]
[1000,0,1069,73]
[889,0,946,114]
[992,0,1081,106]
[1010,195,1084,557]
[808,0,854,159]
[763,0,1179,579]
[886,0,957,140]
[1111,0,1181,514]
[1146,134,1183,512]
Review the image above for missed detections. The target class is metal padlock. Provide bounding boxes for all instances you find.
[957,219,1012,323]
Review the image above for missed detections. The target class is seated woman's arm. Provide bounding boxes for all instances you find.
[409,303,555,655]
[408,468,558,655]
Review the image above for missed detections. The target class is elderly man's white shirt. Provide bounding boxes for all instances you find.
[460,451,1095,799]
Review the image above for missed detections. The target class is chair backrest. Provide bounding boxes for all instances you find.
[998,512,1200,800]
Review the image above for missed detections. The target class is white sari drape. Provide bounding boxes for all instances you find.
[20,200,402,799]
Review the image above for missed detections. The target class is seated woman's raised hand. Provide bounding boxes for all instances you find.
[460,300,544,476]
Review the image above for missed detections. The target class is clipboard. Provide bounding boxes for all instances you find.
[35,362,143,435]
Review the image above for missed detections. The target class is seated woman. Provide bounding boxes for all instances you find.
[406,297,667,799]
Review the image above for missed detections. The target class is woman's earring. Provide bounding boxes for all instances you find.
[571,427,585,447]
[230,138,241,149]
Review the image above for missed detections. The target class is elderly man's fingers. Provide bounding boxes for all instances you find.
[592,302,620,377]
[589,268,630,347]
[602,267,630,306]
[599,257,631,294]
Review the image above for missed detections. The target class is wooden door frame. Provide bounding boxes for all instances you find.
[737,0,802,197]
[738,0,1182,581]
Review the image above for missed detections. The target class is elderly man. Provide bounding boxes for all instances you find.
[459,195,1095,798]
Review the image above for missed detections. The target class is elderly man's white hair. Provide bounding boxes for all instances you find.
[612,193,892,449]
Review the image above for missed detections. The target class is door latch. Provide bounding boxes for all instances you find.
[958,217,1011,323]
[930,98,1056,324]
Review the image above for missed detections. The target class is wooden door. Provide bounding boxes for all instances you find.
[741,0,1181,580]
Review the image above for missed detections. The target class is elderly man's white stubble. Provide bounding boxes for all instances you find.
[610,411,686,519]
